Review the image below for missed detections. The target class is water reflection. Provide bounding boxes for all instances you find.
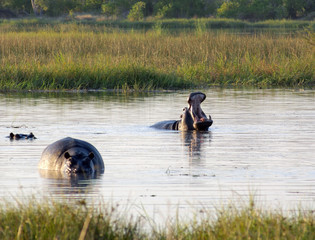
[39,169,103,195]
[2,90,155,104]
[0,89,314,220]
[180,131,212,164]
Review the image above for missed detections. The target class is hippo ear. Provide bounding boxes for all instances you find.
[64,152,71,159]
[88,152,94,159]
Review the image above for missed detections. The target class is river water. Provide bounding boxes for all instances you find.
[0,89,314,222]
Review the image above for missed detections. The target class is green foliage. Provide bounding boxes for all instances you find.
[128,1,146,21]
[152,21,163,35]
[101,2,116,17]
[0,197,314,239]
[100,0,135,18]
[153,0,208,18]
[1,0,314,20]
[31,0,79,16]
[83,0,103,11]
[0,197,146,240]
[155,3,172,19]
[195,19,207,35]
[217,1,240,19]
[302,25,315,46]
[216,0,315,20]
[0,19,314,90]
[0,0,32,13]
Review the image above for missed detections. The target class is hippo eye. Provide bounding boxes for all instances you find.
[64,152,71,159]
[88,152,94,159]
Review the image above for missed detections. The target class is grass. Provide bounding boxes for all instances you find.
[0,17,313,31]
[0,18,314,90]
[0,197,314,239]
[0,197,145,240]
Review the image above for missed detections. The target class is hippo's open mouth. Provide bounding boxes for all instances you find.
[187,92,213,130]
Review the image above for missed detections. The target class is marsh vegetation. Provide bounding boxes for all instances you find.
[0,18,314,91]
[0,197,314,239]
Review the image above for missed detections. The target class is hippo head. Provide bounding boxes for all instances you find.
[63,148,95,175]
[179,92,213,131]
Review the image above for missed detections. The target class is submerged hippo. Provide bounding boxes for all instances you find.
[39,137,104,175]
[8,132,36,140]
[151,92,213,131]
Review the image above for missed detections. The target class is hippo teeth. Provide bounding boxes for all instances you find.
[192,107,207,123]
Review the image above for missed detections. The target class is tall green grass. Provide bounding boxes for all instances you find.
[0,19,314,90]
[0,197,314,239]
[0,18,313,32]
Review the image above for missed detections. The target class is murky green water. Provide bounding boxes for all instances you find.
[0,89,314,222]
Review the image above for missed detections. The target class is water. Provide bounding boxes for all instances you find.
[0,89,314,222]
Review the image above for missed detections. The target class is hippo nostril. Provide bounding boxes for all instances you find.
[68,159,77,168]
[83,159,92,168]
[82,161,88,167]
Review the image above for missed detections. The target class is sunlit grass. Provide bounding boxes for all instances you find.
[0,197,145,240]
[0,17,313,31]
[0,197,314,239]
[0,19,314,90]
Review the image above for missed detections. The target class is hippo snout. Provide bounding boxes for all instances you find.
[64,151,95,174]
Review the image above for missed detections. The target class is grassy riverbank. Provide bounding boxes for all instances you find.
[0,198,313,239]
[0,18,314,90]
[1,17,313,31]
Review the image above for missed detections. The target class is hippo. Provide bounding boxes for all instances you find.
[39,137,104,175]
[151,92,213,131]
[8,132,36,140]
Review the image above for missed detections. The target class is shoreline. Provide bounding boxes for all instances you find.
[0,196,314,239]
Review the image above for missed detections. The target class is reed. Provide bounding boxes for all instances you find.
[0,197,313,239]
[0,18,313,32]
[0,20,314,90]
[0,197,145,240]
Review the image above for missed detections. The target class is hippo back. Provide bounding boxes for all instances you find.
[39,137,104,173]
[151,120,179,130]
